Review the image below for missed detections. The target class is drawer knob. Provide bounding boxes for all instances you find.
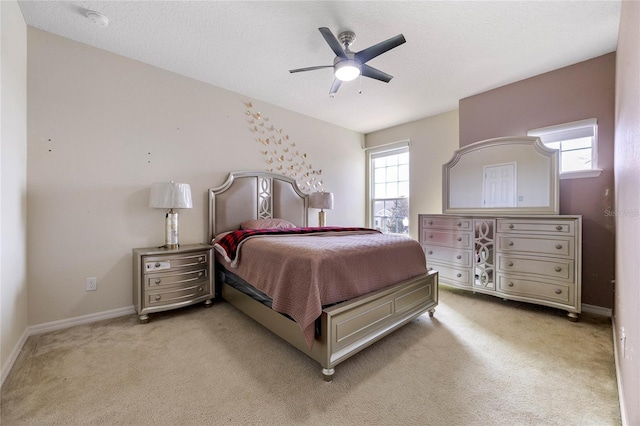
[508,241,514,246]
[155,295,161,301]
[198,271,204,277]
[555,289,562,294]
[428,221,433,225]
[508,261,514,267]
[457,237,462,242]
[198,287,203,292]
[155,262,161,267]
[457,222,462,227]
[428,234,433,239]
[428,267,433,271]
[428,250,433,255]
[154,279,161,285]
[456,273,462,278]
[508,281,514,287]
[456,255,462,260]
[555,244,563,249]
[556,225,563,231]
[508,224,514,229]
[198,256,205,263]
[555,266,562,272]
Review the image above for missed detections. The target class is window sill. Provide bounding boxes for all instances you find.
[560,169,603,180]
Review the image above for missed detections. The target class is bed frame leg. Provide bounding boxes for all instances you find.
[322,368,335,382]
[428,308,435,317]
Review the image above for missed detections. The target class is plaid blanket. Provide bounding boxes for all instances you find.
[214,227,379,267]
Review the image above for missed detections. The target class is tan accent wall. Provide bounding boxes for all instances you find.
[364,110,459,239]
[614,1,640,424]
[26,29,365,326]
[1,0,29,382]
[458,53,616,309]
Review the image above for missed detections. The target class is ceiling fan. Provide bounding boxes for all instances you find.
[289,27,406,96]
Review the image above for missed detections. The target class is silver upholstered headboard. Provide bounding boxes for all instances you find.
[208,171,309,240]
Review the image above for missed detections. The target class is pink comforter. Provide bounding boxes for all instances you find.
[215,229,428,348]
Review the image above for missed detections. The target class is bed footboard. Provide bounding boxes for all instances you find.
[221,270,438,381]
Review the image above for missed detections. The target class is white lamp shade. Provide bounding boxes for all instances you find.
[309,191,334,210]
[149,182,193,209]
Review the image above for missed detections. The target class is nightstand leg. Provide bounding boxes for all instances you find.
[204,299,213,308]
[139,314,149,324]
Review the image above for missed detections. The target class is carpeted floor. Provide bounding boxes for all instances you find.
[1,287,621,425]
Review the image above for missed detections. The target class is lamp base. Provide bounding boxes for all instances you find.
[318,210,326,227]
[165,210,180,248]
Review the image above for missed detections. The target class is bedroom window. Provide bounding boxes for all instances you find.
[528,118,602,179]
[367,142,410,234]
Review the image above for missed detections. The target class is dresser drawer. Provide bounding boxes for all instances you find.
[497,275,573,305]
[146,282,211,307]
[496,219,575,235]
[497,254,574,282]
[497,235,574,258]
[144,252,208,273]
[421,230,473,249]
[420,216,473,231]
[145,267,208,290]
[423,245,473,267]
[428,262,473,287]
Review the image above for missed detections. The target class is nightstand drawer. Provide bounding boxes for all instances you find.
[428,262,473,287]
[146,282,211,307]
[145,268,208,289]
[144,252,208,272]
[497,219,575,235]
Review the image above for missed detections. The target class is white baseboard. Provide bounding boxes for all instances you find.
[612,317,629,426]
[1,328,29,388]
[582,303,612,317]
[1,305,135,388]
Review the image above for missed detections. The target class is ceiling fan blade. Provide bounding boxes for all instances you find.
[289,65,333,73]
[361,64,393,83]
[355,34,406,64]
[319,27,348,59]
[329,78,342,95]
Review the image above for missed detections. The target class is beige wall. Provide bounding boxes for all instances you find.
[26,29,365,326]
[614,1,640,424]
[364,110,459,239]
[459,53,616,309]
[1,0,29,383]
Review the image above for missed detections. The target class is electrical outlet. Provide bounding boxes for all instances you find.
[620,327,626,357]
[86,277,97,291]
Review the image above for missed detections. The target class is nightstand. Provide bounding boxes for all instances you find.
[132,244,214,323]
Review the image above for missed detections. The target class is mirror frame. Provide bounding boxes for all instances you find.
[443,136,559,215]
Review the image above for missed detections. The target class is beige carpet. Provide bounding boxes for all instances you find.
[1,287,620,425]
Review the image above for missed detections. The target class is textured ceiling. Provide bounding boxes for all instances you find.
[18,1,621,134]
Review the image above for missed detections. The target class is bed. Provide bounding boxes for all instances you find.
[209,171,439,381]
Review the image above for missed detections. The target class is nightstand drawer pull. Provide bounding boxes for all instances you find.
[508,261,514,267]
[154,279,161,285]
[155,295,161,301]
[555,289,562,294]
[428,250,433,255]
[198,287,203,292]
[456,273,462,278]
[198,256,205,263]
[556,225,563,231]
[508,224,514,229]
[556,244,563,249]
[456,255,462,259]
[555,266,562,272]
[508,281,514,287]
[508,241,514,246]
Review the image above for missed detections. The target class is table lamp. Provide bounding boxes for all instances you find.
[149,181,193,248]
[309,191,334,227]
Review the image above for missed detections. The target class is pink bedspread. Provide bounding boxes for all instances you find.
[215,229,428,348]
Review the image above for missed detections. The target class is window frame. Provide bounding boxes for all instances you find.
[365,140,410,234]
[528,118,602,179]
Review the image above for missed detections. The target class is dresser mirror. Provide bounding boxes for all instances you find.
[443,136,559,215]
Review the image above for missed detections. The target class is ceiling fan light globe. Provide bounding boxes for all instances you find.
[335,61,361,81]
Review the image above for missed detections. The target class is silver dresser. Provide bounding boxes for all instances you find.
[419,214,582,320]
